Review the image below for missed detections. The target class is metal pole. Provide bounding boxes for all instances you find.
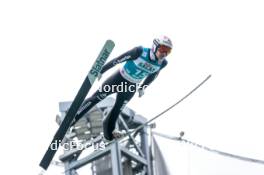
[140,126,151,175]
[111,141,123,175]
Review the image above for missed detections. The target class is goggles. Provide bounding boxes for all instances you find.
[157,45,172,55]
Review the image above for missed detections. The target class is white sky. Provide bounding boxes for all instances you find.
[0,0,264,175]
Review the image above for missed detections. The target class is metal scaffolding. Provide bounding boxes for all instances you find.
[56,97,152,175]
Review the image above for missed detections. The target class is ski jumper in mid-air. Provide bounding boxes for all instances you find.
[72,36,173,140]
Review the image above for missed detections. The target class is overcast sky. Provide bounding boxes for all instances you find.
[1,0,264,175]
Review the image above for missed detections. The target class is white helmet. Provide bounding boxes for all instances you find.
[152,35,173,55]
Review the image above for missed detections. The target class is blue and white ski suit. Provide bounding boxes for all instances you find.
[75,46,168,140]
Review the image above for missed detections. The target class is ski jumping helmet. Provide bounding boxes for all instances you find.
[152,36,173,57]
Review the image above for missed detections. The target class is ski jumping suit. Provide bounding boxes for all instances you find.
[74,46,168,140]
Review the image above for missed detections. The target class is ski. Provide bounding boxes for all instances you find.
[107,74,212,144]
[39,40,115,171]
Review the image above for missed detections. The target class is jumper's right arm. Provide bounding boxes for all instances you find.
[100,46,143,74]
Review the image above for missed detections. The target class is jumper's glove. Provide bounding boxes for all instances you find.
[138,88,145,98]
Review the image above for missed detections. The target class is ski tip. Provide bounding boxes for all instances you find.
[105,39,115,46]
